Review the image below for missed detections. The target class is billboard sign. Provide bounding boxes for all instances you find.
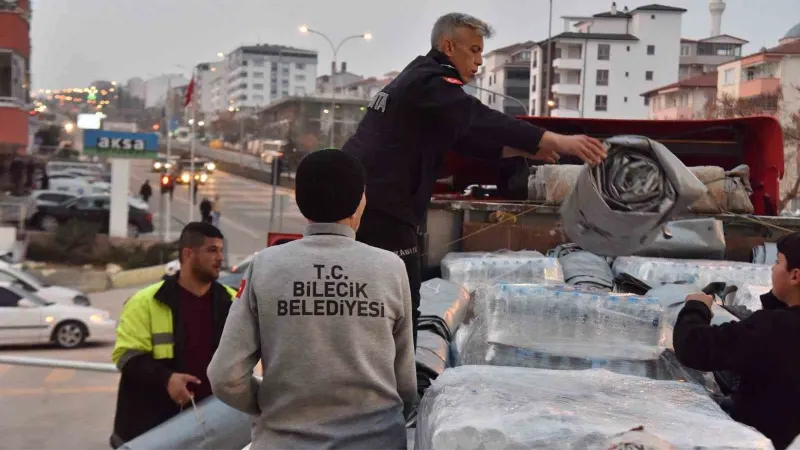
[83,129,159,159]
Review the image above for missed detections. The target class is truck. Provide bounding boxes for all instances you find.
[420,115,795,272]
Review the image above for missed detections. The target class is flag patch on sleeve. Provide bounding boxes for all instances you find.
[442,76,464,86]
[236,279,246,298]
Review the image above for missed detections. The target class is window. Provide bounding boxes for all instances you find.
[253,61,265,67]
[595,95,608,111]
[253,83,264,90]
[0,287,22,307]
[651,14,656,19]
[295,74,306,81]
[271,63,278,72]
[554,47,562,59]
[282,67,289,75]
[0,51,27,103]
[625,71,629,78]
[253,72,264,79]
[647,45,655,55]
[645,71,654,81]
[596,69,609,86]
[597,44,610,61]
[644,97,650,106]
[626,46,631,52]
[681,44,691,56]
[532,52,538,68]
[281,79,289,86]
[531,75,537,91]
[724,68,735,84]
[624,96,628,103]
[254,95,264,102]
[296,63,306,70]
[281,90,289,97]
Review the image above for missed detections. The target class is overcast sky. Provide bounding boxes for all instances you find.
[31,0,798,89]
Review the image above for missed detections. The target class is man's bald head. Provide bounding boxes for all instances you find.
[430,13,494,83]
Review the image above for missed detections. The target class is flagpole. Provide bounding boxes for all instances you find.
[188,68,197,223]
[164,77,172,241]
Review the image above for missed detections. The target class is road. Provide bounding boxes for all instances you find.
[0,287,134,450]
[129,160,306,266]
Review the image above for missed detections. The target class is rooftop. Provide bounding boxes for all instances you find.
[485,41,536,57]
[540,32,639,45]
[641,72,718,97]
[237,44,317,58]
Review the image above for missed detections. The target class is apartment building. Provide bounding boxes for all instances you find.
[316,62,363,94]
[338,72,397,100]
[529,3,684,119]
[641,71,718,119]
[0,0,31,156]
[474,41,534,115]
[195,61,223,116]
[679,35,747,80]
[225,44,318,110]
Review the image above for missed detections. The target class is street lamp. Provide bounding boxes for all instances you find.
[299,24,372,147]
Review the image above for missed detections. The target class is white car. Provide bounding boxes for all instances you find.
[0,283,115,348]
[0,261,90,306]
[48,173,109,196]
[31,190,149,211]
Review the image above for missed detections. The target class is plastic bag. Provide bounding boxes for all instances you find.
[560,136,707,256]
[415,366,772,450]
[528,164,582,204]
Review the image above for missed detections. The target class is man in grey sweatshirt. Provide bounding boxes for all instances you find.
[208,149,417,450]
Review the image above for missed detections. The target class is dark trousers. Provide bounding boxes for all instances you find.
[356,209,421,348]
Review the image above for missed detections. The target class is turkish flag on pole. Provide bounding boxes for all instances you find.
[183,77,195,107]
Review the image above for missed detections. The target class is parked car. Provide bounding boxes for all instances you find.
[48,172,110,196]
[0,283,115,348]
[0,262,90,306]
[164,252,255,285]
[46,160,107,175]
[31,195,154,237]
[31,190,150,213]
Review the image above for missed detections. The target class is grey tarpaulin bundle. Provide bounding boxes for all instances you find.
[561,135,708,256]
[119,396,252,450]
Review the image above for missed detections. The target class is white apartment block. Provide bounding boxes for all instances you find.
[225,44,318,110]
[473,42,534,115]
[679,35,747,80]
[529,3,685,119]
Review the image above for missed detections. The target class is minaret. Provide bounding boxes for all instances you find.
[709,0,725,36]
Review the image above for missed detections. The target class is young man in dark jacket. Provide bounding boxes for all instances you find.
[674,232,800,449]
[109,222,237,448]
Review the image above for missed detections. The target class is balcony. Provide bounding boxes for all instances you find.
[740,77,780,98]
[552,57,583,70]
[551,83,582,96]
[551,108,581,118]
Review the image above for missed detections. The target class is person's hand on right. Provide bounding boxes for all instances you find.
[540,132,607,166]
[166,372,201,406]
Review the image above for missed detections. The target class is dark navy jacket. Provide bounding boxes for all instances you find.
[342,49,546,227]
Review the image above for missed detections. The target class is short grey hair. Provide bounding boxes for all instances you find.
[430,13,494,48]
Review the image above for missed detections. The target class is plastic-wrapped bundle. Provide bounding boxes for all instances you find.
[440,251,564,292]
[416,330,451,396]
[613,256,772,288]
[548,244,614,290]
[415,366,772,450]
[418,278,470,341]
[752,242,779,265]
[561,135,707,256]
[456,284,677,380]
[688,164,755,214]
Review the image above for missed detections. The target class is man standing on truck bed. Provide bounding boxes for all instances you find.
[342,12,607,345]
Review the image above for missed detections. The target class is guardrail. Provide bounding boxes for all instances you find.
[0,355,119,373]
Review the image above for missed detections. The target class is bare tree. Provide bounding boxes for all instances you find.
[706,86,800,211]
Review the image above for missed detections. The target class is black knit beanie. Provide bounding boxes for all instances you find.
[295,148,365,223]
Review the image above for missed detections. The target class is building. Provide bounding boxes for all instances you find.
[125,77,146,101]
[641,71,718,119]
[0,0,31,156]
[256,95,369,151]
[474,41,534,115]
[144,74,189,108]
[679,35,747,80]
[529,3,685,119]
[224,44,318,111]
[338,72,397,100]
[316,62,363,94]
[195,61,223,116]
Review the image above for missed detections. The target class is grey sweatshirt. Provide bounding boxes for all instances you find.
[208,222,417,450]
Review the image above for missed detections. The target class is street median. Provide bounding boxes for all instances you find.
[109,264,165,290]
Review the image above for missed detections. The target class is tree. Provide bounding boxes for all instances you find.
[706,85,800,211]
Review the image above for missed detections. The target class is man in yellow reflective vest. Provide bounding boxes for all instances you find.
[109,222,238,448]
